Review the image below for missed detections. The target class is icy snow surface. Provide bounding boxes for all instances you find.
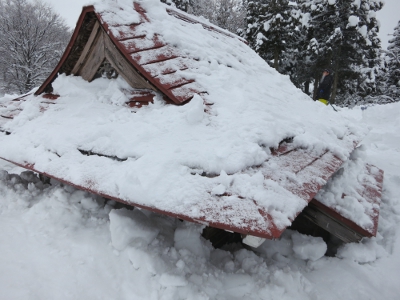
[0,0,367,234]
[0,101,399,299]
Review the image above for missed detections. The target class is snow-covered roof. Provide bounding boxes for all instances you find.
[0,0,368,239]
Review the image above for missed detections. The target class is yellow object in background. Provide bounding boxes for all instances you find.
[318,99,329,105]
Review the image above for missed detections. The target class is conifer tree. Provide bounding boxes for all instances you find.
[305,0,383,104]
[385,20,400,101]
[244,0,302,71]
[344,0,383,104]
[160,0,192,12]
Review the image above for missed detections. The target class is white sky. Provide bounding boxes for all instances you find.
[43,0,399,49]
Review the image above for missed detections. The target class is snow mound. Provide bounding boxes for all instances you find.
[174,222,212,259]
[109,208,159,250]
[291,232,327,261]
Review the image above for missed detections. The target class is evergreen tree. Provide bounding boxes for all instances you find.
[191,0,246,34]
[244,0,302,71]
[284,0,312,93]
[161,0,246,34]
[342,0,383,104]
[304,0,383,105]
[385,20,400,101]
[160,0,192,12]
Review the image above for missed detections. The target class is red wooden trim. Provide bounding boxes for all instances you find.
[35,6,96,96]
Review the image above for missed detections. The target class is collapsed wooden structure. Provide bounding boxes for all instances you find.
[0,2,383,247]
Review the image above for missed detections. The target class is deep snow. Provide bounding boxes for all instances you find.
[0,101,399,300]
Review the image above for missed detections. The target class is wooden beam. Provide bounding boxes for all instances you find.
[300,202,364,243]
[104,31,155,90]
[79,29,105,81]
[72,21,101,75]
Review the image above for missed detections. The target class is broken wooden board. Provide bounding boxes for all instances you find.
[300,161,384,243]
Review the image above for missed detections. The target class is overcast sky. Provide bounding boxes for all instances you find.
[43,0,399,49]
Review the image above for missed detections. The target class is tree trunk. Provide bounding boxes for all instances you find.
[274,47,279,70]
[313,72,319,100]
[330,67,339,104]
[304,81,310,95]
[330,46,341,104]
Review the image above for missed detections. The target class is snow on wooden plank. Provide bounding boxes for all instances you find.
[0,135,356,240]
[285,151,344,202]
[168,82,205,103]
[130,46,180,66]
[153,72,194,90]
[312,160,384,239]
[142,58,190,77]
[120,35,166,54]
[107,24,146,41]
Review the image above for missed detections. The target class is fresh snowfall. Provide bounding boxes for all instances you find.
[1,90,400,300]
[0,1,400,299]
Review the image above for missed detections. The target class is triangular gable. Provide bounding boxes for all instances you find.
[36,3,245,104]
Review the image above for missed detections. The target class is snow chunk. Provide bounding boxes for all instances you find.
[348,16,359,27]
[291,232,327,261]
[174,222,211,259]
[109,208,159,250]
[94,0,142,26]
[185,94,204,124]
[159,273,187,287]
[336,238,386,263]
[358,25,368,38]
[328,0,336,5]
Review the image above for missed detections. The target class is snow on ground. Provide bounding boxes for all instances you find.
[0,101,399,299]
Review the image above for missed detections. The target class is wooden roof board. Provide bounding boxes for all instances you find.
[311,163,383,238]
[0,128,361,239]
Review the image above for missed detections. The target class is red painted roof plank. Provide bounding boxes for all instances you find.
[311,162,383,237]
[142,58,190,77]
[131,46,180,66]
[168,82,205,103]
[152,72,194,90]
[120,35,166,54]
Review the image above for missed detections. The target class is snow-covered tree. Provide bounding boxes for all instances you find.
[161,0,246,34]
[344,0,383,103]
[384,20,400,101]
[0,0,70,94]
[211,0,246,34]
[244,0,302,71]
[160,0,193,12]
[303,0,383,104]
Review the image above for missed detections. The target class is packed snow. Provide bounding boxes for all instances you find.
[0,101,399,299]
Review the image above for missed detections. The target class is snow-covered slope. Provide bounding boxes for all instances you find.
[0,101,399,300]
